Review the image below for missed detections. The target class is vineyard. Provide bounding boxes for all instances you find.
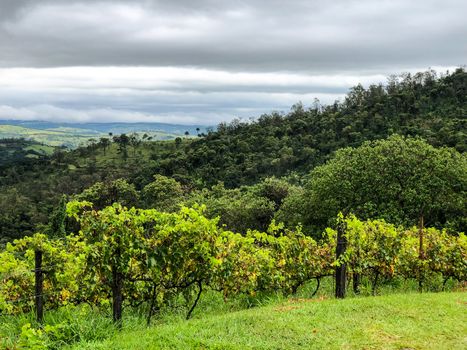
[0,0,465,345]
[1,202,465,339]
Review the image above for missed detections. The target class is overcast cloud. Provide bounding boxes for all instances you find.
[0,0,465,124]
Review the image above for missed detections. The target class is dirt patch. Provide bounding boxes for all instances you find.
[453,281,467,292]
[274,305,301,312]
[287,296,328,304]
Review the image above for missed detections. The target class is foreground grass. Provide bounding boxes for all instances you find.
[74,292,467,350]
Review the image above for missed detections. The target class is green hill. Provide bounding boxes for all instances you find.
[0,68,465,242]
[0,138,57,167]
[73,292,466,350]
[166,68,466,187]
[0,125,99,148]
[0,124,181,148]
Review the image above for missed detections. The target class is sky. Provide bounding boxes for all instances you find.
[0,0,465,125]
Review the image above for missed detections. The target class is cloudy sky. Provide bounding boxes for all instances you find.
[0,0,465,125]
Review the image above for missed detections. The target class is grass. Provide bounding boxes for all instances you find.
[1,278,464,349]
[24,144,56,155]
[68,291,466,350]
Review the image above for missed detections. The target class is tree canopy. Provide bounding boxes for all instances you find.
[286,135,466,232]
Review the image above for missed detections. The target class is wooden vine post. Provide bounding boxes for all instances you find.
[353,273,361,294]
[418,215,425,293]
[34,250,44,324]
[112,244,123,327]
[335,216,347,298]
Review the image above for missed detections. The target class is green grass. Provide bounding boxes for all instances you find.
[72,292,466,350]
[1,279,465,349]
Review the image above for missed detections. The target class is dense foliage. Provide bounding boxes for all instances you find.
[0,68,465,242]
[278,135,467,232]
[164,68,466,187]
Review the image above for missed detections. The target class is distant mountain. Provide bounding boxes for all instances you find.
[0,121,210,148]
[0,120,209,137]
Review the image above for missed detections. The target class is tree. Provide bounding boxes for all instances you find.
[129,133,141,156]
[46,195,67,238]
[298,135,466,232]
[142,175,184,211]
[0,188,39,243]
[113,134,130,160]
[99,137,111,156]
[186,183,276,233]
[74,179,139,210]
[87,139,98,153]
[251,177,296,209]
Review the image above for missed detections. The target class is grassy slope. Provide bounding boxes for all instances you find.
[0,125,181,148]
[23,144,56,155]
[75,292,467,350]
[0,125,99,147]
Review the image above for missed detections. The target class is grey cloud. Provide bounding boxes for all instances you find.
[0,0,464,124]
[0,0,465,72]
[0,66,383,116]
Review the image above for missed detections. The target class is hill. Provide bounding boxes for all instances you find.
[0,124,99,148]
[0,138,57,167]
[0,123,187,148]
[0,120,209,136]
[0,68,465,242]
[163,68,466,187]
[73,292,466,350]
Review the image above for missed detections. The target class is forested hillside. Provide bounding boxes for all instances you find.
[0,68,465,243]
[170,68,466,187]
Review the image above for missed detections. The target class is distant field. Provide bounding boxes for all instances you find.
[73,292,467,350]
[0,124,181,148]
[0,125,99,148]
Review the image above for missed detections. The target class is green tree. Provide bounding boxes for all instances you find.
[113,134,130,161]
[0,188,40,243]
[74,179,139,210]
[129,133,141,156]
[99,137,111,156]
[186,183,276,233]
[251,177,296,209]
[299,135,466,232]
[142,175,184,211]
[45,195,67,238]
